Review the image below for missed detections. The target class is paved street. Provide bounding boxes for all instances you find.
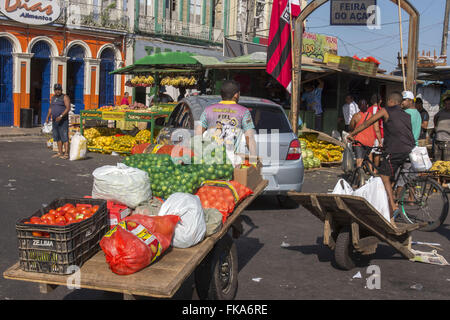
[1,137,450,300]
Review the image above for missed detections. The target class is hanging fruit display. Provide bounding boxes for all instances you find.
[126,75,155,87]
[160,76,197,88]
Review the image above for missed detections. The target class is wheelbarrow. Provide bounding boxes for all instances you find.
[287,192,427,270]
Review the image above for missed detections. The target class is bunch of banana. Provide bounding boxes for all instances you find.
[135,129,152,144]
[431,161,450,175]
[130,75,154,86]
[104,135,137,153]
[160,76,197,88]
[299,137,344,163]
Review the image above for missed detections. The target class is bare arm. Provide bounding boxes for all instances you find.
[349,108,388,138]
[373,120,383,146]
[45,106,52,123]
[349,113,359,131]
[421,120,428,130]
[244,129,257,163]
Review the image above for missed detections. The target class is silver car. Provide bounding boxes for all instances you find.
[166,95,305,195]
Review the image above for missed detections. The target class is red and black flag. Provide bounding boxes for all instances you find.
[266,0,301,93]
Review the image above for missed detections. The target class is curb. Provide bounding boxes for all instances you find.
[0,134,45,138]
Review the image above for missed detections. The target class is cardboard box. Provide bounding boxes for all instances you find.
[233,155,263,191]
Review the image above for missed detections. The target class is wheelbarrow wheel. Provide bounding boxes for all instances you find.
[334,227,357,270]
[194,233,238,300]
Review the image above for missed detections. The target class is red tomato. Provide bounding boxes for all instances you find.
[30,217,42,224]
[62,203,75,212]
[66,215,76,225]
[80,209,90,215]
[54,210,65,217]
[42,232,50,238]
[67,208,77,215]
[64,212,75,220]
[32,231,43,237]
[49,209,56,215]
[91,205,99,213]
[43,215,56,225]
[56,207,63,212]
[55,216,66,225]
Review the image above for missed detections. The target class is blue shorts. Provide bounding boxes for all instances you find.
[52,117,69,143]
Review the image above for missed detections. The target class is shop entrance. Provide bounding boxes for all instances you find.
[67,45,85,113]
[99,48,115,107]
[30,41,51,124]
[0,37,13,126]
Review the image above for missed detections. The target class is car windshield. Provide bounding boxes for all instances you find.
[242,104,292,134]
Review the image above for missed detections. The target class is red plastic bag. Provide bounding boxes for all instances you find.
[100,215,180,275]
[123,214,180,251]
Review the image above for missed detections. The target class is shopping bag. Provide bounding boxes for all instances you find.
[342,142,356,174]
[352,177,390,221]
[332,179,354,195]
[69,132,87,161]
[409,146,432,172]
[42,122,52,134]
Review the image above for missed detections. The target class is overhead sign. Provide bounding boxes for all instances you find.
[330,0,377,26]
[0,0,62,25]
[302,32,338,62]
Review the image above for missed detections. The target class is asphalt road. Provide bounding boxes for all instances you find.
[1,137,450,300]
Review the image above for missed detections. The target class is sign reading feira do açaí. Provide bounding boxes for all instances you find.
[0,0,62,25]
[330,0,377,26]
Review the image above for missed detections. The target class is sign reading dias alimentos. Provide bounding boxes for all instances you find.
[0,0,61,25]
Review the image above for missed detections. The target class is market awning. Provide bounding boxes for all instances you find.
[110,52,224,74]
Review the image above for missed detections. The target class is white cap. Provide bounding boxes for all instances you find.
[402,91,415,100]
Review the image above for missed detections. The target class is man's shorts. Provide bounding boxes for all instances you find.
[353,145,371,160]
[378,152,409,179]
[52,117,69,143]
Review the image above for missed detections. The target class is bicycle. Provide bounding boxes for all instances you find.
[345,140,449,232]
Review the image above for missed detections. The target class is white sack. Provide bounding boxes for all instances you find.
[409,146,432,172]
[158,193,206,248]
[92,163,151,208]
[352,177,390,222]
[332,179,354,195]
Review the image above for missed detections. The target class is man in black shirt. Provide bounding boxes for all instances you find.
[348,92,415,224]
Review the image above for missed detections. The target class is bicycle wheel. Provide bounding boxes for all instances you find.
[398,176,449,231]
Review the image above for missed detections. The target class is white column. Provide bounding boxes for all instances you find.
[50,56,68,94]
[11,53,33,96]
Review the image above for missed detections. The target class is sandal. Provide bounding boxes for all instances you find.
[52,153,62,158]
[59,154,69,159]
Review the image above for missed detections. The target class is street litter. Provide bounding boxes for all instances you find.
[410,250,449,266]
[252,278,263,283]
[4,183,13,188]
[410,284,423,291]
[412,241,441,246]
[352,271,362,279]
[280,241,290,248]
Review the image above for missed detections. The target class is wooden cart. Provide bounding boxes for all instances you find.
[287,192,427,270]
[3,181,268,300]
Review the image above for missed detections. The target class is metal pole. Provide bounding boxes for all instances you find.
[442,0,450,57]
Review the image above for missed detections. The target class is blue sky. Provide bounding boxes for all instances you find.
[304,0,449,72]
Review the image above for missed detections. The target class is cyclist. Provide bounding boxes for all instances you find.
[348,92,416,224]
[349,99,382,169]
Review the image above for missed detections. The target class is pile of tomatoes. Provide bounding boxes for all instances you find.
[25,203,100,237]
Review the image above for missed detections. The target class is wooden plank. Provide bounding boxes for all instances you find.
[355,236,379,255]
[3,180,268,299]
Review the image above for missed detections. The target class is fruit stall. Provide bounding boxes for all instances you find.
[79,108,171,154]
[299,129,345,170]
[3,145,268,300]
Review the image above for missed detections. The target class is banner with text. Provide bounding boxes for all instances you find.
[330,0,377,26]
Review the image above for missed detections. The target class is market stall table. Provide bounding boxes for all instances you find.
[3,180,268,300]
[80,109,171,146]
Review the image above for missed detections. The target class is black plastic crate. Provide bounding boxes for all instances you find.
[16,198,108,275]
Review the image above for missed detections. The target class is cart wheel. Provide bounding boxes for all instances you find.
[194,233,238,300]
[334,227,357,270]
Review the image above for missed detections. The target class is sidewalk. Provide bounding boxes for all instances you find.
[0,126,44,137]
